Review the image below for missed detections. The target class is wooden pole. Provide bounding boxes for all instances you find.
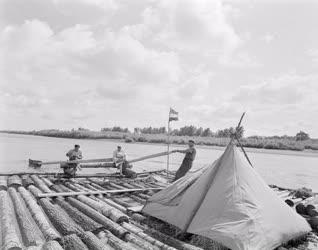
[29,157,113,167]
[37,187,163,198]
[167,119,171,177]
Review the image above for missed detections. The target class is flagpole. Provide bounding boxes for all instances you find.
[167,118,170,177]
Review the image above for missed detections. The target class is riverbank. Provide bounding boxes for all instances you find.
[1,129,318,152]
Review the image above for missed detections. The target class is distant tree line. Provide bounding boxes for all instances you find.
[101,126,130,133]
[99,125,311,141]
[101,125,245,138]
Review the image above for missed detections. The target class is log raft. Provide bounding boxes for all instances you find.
[0,169,314,250]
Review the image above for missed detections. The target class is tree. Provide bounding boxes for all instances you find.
[202,128,212,137]
[295,131,310,141]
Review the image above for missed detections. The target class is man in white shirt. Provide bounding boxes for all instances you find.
[113,145,126,174]
[63,144,82,177]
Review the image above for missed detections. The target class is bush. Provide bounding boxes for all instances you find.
[136,137,147,142]
[125,138,134,143]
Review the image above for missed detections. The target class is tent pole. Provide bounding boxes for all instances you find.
[167,120,171,177]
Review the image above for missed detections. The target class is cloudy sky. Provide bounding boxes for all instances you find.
[1,0,318,137]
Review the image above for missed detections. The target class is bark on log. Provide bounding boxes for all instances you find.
[98,197,127,213]
[131,213,147,223]
[143,225,203,250]
[97,230,135,250]
[23,176,35,187]
[136,193,151,200]
[108,183,125,190]
[55,198,103,232]
[41,178,54,188]
[7,175,22,187]
[122,222,176,250]
[8,187,44,247]
[82,183,100,191]
[39,198,83,236]
[66,197,129,239]
[50,185,65,193]
[42,241,64,250]
[77,195,129,223]
[0,176,7,190]
[18,187,60,241]
[0,190,23,250]
[125,233,160,250]
[28,185,43,197]
[62,234,88,250]
[37,187,162,198]
[129,194,146,204]
[30,175,52,193]
[110,197,132,208]
[81,231,111,250]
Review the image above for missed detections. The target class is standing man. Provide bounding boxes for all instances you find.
[63,144,82,177]
[173,140,196,181]
[113,145,126,174]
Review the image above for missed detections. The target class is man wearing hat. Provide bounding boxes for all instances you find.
[172,140,196,181]
[63,144,83,177]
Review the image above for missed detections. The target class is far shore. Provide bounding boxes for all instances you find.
[1,129,318,155]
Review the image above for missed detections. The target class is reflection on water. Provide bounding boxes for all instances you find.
[0,133,317,191]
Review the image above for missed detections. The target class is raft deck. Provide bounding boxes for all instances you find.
[0,170,317,250]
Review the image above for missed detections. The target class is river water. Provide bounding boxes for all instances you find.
[0,133,317,191]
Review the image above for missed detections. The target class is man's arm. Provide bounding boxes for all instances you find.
[113,151,117,162]
[173,149,188,153]
[66,150,71,157]
[78,151,83,159]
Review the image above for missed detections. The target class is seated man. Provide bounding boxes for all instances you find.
[63,144,82,177]
[113,145,126,174]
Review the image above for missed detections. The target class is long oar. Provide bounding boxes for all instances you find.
[29,151,174,169]
[28,157,113,168]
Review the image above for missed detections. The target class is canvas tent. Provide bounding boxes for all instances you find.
[142,143,311,250]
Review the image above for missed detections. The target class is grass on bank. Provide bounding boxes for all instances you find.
[1,129,318,152]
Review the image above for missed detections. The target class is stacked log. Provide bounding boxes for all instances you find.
[41,177,54,188]
[8,187,44,247]
[66,197,129,239]
[7,175,22,187]
[28,185,43,197]
[81,231,112,250]
[122,222,175,250]
[124,232,161,250]
[131,213,147,223]
[143,226,203,250]
[111,197,131,208]
[39,198,83,236]
[30,175,52,193]
[98,230,136,250]
[50,184,65,193]
[129,194,146,204]
[42,241,64,250]
[62,234,88,250]
[23,175,35,187]
[77,195,129,223]
[99,197,127,213]
[18,186,60,241]
[0,190,23,250]
[55,198,103,232]
[0,176,7,190]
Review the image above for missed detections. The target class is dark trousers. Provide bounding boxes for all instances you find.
[173,159,193,181]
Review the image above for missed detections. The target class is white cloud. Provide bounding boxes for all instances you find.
[1,0,318,136]
[261,33,274,43]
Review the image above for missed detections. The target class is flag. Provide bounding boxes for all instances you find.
[169,108,178,122]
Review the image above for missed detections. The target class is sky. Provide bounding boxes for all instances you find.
[0,0,318,137]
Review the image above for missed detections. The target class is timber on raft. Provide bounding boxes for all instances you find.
[0,170,317,250]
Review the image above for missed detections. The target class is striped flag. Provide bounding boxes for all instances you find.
[169,108,178,122]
